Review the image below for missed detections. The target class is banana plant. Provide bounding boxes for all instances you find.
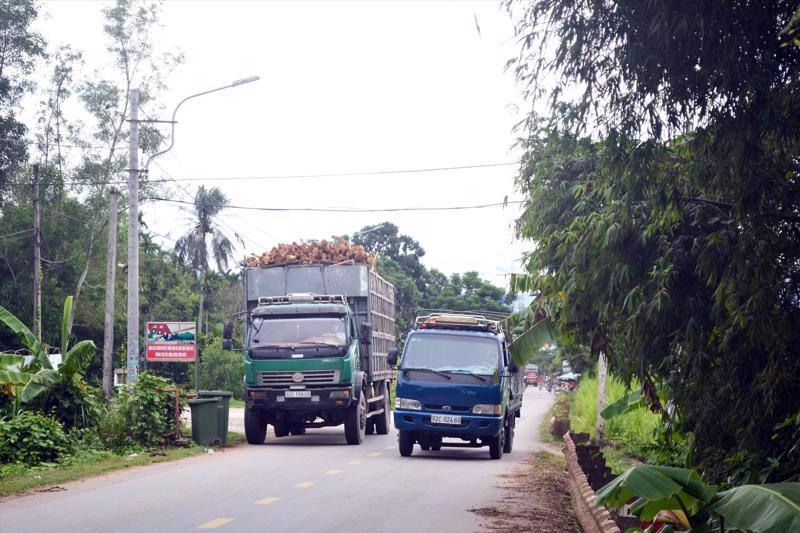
[596,463,800,532]
[0,297,96,412]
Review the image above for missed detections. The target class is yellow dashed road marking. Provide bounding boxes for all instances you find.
[325,469,343,475]
[384,446,395,450]
[368,452,381,457]
[255,497,282,505]
[198,518,234,529]
[295,481,315,488]
[349,460,363,465]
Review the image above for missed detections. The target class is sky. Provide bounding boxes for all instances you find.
[32,0,532,286]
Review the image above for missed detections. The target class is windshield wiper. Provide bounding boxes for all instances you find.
[295,341,343,348]
[442,369,487,382]
[252,343,295,350]
[401,367,452,380]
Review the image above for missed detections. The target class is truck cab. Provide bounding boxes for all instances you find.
[391,314,522,459]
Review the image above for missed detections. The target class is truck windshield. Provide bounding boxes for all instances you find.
[401,334,500,375]
[250,317,347,347]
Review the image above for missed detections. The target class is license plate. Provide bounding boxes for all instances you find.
[285,390,311,398]
[430,414,461,425]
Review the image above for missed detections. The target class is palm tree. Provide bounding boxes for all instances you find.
[173,186,243,335]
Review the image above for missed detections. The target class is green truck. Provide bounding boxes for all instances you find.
[223,263,396,445]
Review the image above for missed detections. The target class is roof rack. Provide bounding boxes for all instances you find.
[258,293,346,306]
[414,313,500,333]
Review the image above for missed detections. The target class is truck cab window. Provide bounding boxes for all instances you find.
[250,317,347,347]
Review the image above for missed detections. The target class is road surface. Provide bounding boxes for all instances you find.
[0,388,556,533]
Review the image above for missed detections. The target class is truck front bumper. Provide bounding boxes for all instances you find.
[244,385,354,411]
[393,409,503,437]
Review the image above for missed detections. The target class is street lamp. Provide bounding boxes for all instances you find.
[126,76,259,385]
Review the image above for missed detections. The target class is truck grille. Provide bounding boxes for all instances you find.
[257,370,340,387]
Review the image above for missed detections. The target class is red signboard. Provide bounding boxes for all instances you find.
[146,322,196,362]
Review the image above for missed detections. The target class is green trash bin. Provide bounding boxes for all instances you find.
[197,390,233,445]
[188,397,221,446]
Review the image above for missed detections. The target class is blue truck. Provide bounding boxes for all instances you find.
[389,313,523,459]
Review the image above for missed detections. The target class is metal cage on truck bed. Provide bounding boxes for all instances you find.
[244,264,396,381]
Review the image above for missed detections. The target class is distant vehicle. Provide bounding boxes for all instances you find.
[223,263,396,445]
[391,313,524,459]
[525,371,538,385]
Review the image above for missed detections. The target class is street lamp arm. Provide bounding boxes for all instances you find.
[143,76,260,173]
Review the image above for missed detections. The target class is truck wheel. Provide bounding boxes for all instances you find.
[503,417,515,454]
[274,423,290,438]
[374,381,391,435]
[398,430,414,457]
[366,420,375,435]
[289,426,306,436]
[345,392,367,445]
[489,430,505,460]
[244,408,267,444]
[430,436,442,451]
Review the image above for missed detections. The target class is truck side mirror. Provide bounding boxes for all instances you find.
[222,339,233,351]
[388,349,398,367]
[361,322,372,344]
[223,320,233,340]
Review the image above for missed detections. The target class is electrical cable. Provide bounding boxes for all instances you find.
[143,196,523,213]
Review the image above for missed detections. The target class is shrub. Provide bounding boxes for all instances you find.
[43,382,105,430]
[198,339,244,399]
[99,373,181,449]
[0,412,71,466]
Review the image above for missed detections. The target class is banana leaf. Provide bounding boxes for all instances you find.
[0,305,51,369]
[507,317,554,367]
[59,340,96,379]
[0,354,25,368]
[709,483,800,533]
[596,464,717,521]
[600,383,670,420]
[19,369,59,403]
[0,369,34,386]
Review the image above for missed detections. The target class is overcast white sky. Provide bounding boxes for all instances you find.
[33,0,531,286]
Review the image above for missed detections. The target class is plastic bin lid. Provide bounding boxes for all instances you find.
[198,390,234,397]
[188,398,220,405]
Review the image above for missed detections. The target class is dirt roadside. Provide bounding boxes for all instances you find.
[470,451,581,533]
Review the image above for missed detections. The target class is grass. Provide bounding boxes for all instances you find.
[0,446,203,498]
[569,374,660,474]
[539,393,570,446]
[229,398,244,408]
[0,431,248,499]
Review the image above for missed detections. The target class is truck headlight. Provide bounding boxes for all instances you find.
[396,397,422,410]
[329,390,350,399]
[472,404,502,415]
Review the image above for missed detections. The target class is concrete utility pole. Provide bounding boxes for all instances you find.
[595,350,608,444]
[32,164,42,340]
[127,88,140,384]
[103,188,119,398]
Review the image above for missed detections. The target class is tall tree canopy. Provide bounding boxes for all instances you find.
[508,0,800,484]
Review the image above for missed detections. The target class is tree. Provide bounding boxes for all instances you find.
[508,1,800,483]
[173,186,242,336]
[0,0,45,203]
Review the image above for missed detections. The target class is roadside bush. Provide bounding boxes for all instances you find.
[42,382,105,430]
[0,412,71,466]
[569,374,660,454]
[99,373,180,449]
[198,338,244,400]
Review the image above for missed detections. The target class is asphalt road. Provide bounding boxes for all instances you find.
[0,387,556,533]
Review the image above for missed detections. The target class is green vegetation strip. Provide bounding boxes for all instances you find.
[0,432,246,498]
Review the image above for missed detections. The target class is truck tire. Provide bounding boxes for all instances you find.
[489,430,505,460]
[244,408,267,444]
[289,426,306,436]
[398,429,414,457]
[374,381,391,435]
[345,392,367,445]
[430,436,442,451]
[366,420,375,435]
[503,416,515,454]
[274,423,290,438]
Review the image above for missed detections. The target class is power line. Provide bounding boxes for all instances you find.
[37,161,519,186]
[143,196,524,213]
[0,228,35,240]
